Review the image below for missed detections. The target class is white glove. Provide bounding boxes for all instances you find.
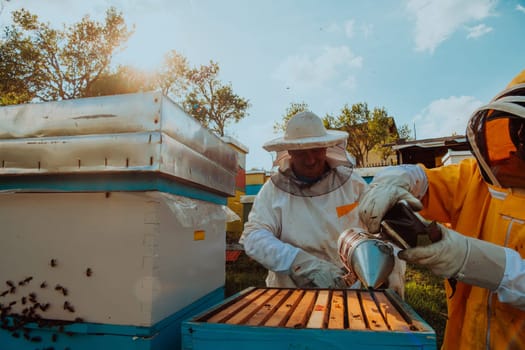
[290,250,347,288]
[398,224,506,291]
[385,247,406,299]
[359,165,426,233]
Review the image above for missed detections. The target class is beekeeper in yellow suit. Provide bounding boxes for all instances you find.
[240,111,406,295]
[358,70,525,349]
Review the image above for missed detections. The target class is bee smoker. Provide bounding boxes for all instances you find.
[338,228,394,289]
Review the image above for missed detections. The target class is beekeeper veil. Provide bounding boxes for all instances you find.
[263,111,353,169]
[467,72,525,189]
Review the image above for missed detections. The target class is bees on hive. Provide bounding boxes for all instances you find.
[0,258,96,346]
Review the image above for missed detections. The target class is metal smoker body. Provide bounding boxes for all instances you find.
[338,228,395,289]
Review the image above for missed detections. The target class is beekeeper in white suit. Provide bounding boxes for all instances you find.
[240,111,406,295]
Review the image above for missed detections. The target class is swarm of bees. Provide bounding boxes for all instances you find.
[0,258,94,348]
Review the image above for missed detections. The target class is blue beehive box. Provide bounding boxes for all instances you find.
[0,92,238,349]
[182,287,437,350]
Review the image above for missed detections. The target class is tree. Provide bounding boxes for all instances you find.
[0,14,42,105]
[156,49,190,103]
[374,123,412,162]
[325,102,404,167]
[273,102,309,132]
[182,61,250,137]
[83,65,156,97]
[0,7,133,104]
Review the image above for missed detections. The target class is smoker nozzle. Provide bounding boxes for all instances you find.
[338,228,395,289]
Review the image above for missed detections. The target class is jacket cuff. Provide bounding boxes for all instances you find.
[455,237,506,291]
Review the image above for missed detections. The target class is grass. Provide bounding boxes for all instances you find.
[404,264,448,348]
[225,251,448,349]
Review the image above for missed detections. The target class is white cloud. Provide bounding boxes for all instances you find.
[517,4,525,14]
[272,46,363,90]
[341,76,357,89]
[406,0,497,53]
[360,23,374,39]
[466,23,493,39]
[323,22,340,33]
[412,96,483,139]
[344,20,355,38]
[323,19,372,40]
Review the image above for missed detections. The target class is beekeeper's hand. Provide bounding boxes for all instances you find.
[398,224,506,291]
[359,165,427,233]
[385,249,406,299]
[290,250,347,289]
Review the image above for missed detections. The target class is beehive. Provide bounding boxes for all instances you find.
[182,287,436,350]
[0,92,237,349]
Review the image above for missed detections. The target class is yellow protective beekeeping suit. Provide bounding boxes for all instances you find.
[421,69,525,349]
[420,158,525,349]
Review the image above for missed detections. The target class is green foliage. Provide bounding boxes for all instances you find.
[83,65,156,97]
[0,7,250,139]
[0,7,133,104]
[0,14,41,104]
[274,101,410,167]
[273,101,310,133]
[156,49,190,102]
[324,103,392,166]
[397,124,413,140]
[182,61,250,136]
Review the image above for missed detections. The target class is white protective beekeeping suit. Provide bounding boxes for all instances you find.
[240,111,406,295]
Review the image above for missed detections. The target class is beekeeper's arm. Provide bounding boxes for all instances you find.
[240,185,346,289]
[399,224,525,310]
[358,164,525,309]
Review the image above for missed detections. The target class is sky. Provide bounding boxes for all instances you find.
[1,0,524,171]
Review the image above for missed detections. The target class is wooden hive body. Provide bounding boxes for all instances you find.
[182,287,436,350]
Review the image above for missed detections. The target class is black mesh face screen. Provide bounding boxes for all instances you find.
[509,118,525,159]
[467,109,494,184]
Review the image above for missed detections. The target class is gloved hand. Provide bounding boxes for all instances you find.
[385,247,407,299]
[398,224,506,291]
[290,250,348,289]
[359,166,425,233]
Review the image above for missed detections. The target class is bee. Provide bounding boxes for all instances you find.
[40,281,47,289]
[21,297,27,305]
[61,287,68,296]
[51,333,58,342]
[63,301,75,313]
[74,317,84,323]
[5,281,14,288]
[50,259,58,267]
[9,287,15,294]
[18,276,33,286]
[86,268,93,277]
[0,290,8,297]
